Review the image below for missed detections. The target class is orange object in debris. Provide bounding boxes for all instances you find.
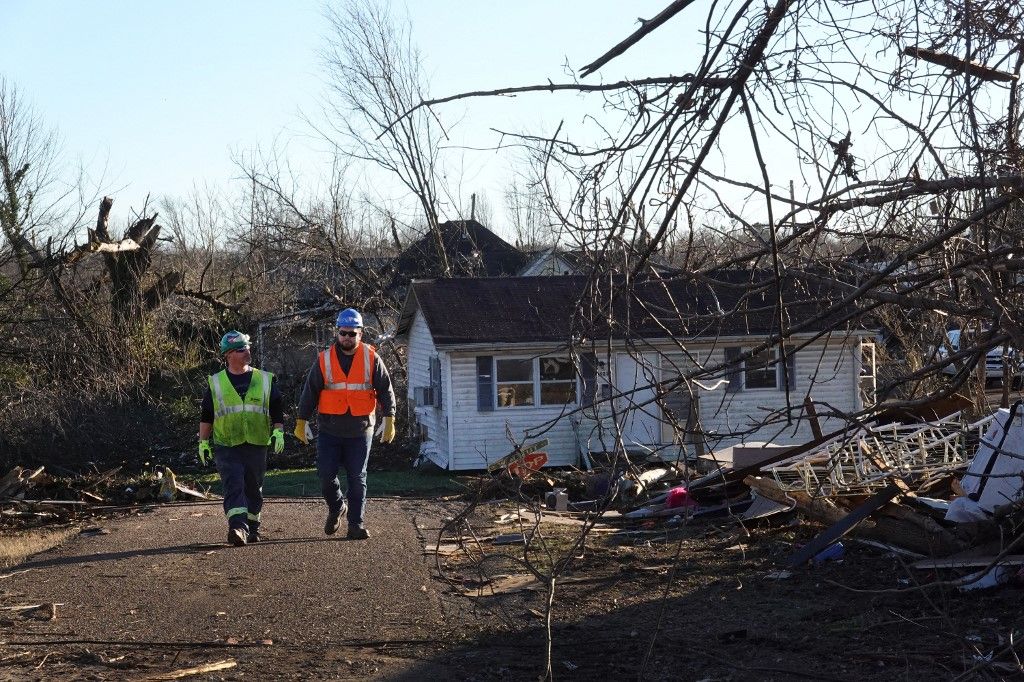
[508,452,548,478]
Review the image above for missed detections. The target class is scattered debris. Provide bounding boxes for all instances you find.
[158,467,178,502]
[440,404,1024,598]
[0,466,46,500]
[0,463,217,533]
[545,488,568,511]
[459,573,540,596]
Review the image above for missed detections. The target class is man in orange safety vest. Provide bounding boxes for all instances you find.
[294,308,396,540]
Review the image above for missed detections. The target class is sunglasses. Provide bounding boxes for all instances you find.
[337,330,359,338]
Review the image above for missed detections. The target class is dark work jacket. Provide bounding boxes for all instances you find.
[297,341,396,438]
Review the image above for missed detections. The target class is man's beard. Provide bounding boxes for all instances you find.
[341,338,357,350]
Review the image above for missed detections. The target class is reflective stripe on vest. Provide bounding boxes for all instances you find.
[318,343,377,416]
[210,370,272,419]
[209,369,273,447]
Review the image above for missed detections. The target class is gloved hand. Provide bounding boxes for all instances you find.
[381,416,396,444]
[198,440,212,466]
[294,419,314,445]
[271,428,285,454]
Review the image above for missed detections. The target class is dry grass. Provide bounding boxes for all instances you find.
[0,526,77,570]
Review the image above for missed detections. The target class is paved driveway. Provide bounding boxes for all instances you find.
[0,498,459,680]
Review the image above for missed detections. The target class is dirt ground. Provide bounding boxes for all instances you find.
[1,497,1022,681]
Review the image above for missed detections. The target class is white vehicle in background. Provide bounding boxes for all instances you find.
[935,329,1023,383]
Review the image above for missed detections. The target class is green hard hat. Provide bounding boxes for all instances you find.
[219,330,250,354]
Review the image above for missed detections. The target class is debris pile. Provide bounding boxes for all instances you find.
[0,464,215,529]
[488,406,1024,592]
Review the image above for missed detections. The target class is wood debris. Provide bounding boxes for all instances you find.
[0,466,46,499]
[141,659,237,681]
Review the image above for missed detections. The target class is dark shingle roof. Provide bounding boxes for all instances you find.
[390,220,529,286]
[397,272,874,345]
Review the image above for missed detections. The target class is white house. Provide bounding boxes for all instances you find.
[518,248,582,276]
[396,274,877,471]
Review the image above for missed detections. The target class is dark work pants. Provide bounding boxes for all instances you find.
[214,443,267,532]
[315,431,371,529]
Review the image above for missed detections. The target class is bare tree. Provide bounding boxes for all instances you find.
[505,180,558,252]
[0,77,72,277]
[398,1,1024,677]
[319,0,452,275]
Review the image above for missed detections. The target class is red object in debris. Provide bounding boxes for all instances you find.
[508,452,548,478]
[666,486,697,509]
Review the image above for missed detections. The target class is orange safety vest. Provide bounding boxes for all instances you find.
[318,342,378,416]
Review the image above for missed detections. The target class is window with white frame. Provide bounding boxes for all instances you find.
[744,349,778,389]
[495,357,577,408]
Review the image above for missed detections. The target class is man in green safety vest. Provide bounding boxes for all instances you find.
[199,331,285,546]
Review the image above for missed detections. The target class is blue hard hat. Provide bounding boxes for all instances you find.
[336,308,363,328]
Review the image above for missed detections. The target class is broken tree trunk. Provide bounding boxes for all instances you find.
[87,196,178,327]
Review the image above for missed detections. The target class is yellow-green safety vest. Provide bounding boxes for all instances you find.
[209,368,273,447]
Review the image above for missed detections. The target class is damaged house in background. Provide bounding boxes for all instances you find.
[256,219,527,388]
[396,271,878,471]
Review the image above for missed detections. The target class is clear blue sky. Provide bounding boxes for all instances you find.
[0,1,702,234]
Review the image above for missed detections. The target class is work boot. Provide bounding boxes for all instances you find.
[347,525,370,540]
[324,502,347,535]
[247,525,263,543]
[228,527,247,547]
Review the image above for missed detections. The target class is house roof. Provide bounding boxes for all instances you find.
[396,272,875,346]
[390,220,529,287]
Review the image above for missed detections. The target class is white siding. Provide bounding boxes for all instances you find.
[447,352,580,470]
[422,335,864,470]
[406,311,449,467]
[694,341,858,449]
[520,254,576,276]
[576,338,863,455]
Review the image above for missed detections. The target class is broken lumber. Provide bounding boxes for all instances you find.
[0,466,44,498]
[786,484,903,567]
[174,482,211,501]
[0,467,25,497]
[747,476,968,557]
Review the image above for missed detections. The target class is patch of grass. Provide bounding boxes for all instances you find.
[0,527,78,570]
[197,467,470,498]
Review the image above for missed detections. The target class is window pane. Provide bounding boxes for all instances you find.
[497,383,535,407]
[541,381,576,405]
[745,350,778,389]
[497,359,533,382]
[540,357,574,381]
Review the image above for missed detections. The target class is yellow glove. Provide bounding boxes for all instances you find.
[381,416,396,444]
[198,440,212,466]
[294,419,313,445]
[271,428,285,454]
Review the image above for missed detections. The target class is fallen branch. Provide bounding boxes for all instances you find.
[140,659,237,681]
